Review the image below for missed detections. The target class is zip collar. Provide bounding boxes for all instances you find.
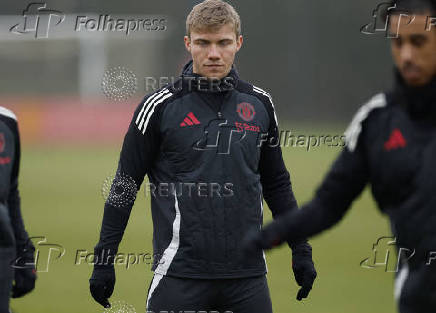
[392,69,436,122]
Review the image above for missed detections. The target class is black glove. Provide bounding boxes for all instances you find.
[291,242,317,301]
[11,243,37,298]
[89,250,115,308]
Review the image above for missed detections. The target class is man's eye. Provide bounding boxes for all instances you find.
[411,36,426,47]
[219,41,231,46]
[392,37,402,47]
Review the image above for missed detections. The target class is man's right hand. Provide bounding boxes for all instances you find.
[89,264,115,308]
[242,221,286,255]
[11,241,37,298]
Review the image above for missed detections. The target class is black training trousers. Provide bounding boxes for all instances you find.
[146,274,273,313]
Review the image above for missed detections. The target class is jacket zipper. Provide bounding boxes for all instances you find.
[197,91,231,119]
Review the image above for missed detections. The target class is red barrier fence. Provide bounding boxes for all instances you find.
[3,97,143,145]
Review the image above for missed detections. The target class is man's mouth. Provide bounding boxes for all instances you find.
[402,64,421,80]
[205,64,224,68]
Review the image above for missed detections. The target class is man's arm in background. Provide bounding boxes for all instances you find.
[255,103,373,249]
[2,110,37,298]
[256,89,317,301]
[90,89,170,308]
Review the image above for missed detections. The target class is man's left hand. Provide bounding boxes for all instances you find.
[291,242,317,301]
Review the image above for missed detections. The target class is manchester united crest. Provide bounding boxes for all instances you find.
[236,102,256,122]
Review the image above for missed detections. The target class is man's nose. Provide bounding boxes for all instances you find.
[208,44,220,60]
[400,44,414,63]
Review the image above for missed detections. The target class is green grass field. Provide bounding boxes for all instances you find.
[11,125,396,313]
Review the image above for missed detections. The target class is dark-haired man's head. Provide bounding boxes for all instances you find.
[386,0,436,86]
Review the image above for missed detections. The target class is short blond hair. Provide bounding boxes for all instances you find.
[186,0,241,38]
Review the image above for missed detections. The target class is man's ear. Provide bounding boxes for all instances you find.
[184,35,191,53]
[236,35,243,52]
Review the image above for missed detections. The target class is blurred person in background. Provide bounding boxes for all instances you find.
[0,106,36,313]
[245,0,436,312]
[89,0,317,312]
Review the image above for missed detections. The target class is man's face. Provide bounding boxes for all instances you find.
[184,23,243,79]
[389,13,436,86]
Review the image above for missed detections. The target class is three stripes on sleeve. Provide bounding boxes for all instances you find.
[135,88,173,134]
